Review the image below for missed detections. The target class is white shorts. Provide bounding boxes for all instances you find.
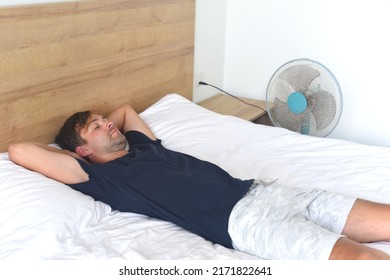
[228,180,357,260]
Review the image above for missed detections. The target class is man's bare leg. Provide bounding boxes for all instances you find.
[329,238,390,260]
[329,199,390,260]
[343,199,390,242]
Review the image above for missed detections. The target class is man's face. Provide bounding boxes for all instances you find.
[78,114,126,155]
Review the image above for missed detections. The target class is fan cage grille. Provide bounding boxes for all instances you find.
[266,58,343,137]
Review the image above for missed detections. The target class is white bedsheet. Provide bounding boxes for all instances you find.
[1,93,390,259]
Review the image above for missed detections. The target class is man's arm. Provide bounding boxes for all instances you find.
[8,142,88,184]
[107,104,156,140]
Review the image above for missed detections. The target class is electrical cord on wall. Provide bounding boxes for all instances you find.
[198,81,267,113]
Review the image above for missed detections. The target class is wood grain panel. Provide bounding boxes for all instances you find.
[0,0,194,151]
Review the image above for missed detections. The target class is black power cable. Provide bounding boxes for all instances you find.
[198,81,267,113]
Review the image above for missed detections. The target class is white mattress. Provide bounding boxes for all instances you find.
[1,93,390,260]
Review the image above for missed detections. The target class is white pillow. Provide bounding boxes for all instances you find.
[0,152,111,259]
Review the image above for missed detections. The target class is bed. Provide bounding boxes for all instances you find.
[1,0,390,261]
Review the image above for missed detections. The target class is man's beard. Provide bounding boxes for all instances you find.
[104,133,127,153]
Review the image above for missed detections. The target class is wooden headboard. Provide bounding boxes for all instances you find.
[0,0,194,152]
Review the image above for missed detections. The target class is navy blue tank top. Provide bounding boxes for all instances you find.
[69,131,252,248]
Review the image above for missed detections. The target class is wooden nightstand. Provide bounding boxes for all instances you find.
[198,93,273,125]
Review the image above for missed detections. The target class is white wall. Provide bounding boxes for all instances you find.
[193,0,228,103]
[195,0,390,147]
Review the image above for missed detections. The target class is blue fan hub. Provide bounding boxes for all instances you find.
[287,91,307,114]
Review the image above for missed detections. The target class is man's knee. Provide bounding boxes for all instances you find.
[329,238,390,260]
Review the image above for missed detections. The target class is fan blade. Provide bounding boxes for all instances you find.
[269,76,294,103]
[271,98,305,132]
[279,64,320,93]
[309,91,337,130]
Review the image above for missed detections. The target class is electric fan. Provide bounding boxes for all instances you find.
[266,58,343,137]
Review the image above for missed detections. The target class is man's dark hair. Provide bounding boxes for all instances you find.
[55,111,91,152]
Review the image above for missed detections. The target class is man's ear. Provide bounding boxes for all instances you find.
[75,146,92,157]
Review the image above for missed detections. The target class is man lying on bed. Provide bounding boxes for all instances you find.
[8,104,390,260]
